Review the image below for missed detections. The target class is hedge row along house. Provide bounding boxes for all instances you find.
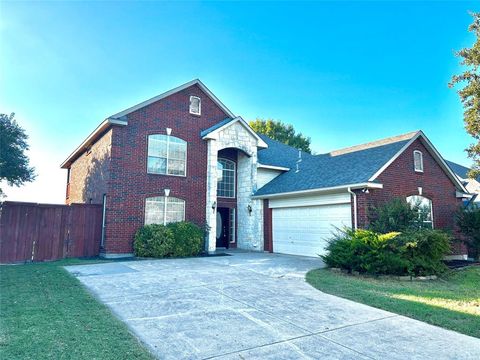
[61,79,472,259]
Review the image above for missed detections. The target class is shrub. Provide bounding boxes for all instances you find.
[456,204,480,259]
[133,221,204,258]
[369,198,430,233]
[396,230,450,276]
[167,221,204,257]
[322,228,451,276]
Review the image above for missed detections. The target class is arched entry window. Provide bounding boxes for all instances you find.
[217,158,235,198]
[406,195,433,228]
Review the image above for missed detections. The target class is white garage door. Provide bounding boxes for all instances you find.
[272,204,352,257]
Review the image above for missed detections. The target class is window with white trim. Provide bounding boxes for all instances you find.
[413,150,423,172]
[145,196,185,225]
[217,158,235,198]
[406,195,433,228]
[147,134,187,176]
[189,96,201,115]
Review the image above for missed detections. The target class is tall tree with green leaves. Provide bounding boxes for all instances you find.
[249,118,311,153]
[0,113,36,195]
[449,12,480,178]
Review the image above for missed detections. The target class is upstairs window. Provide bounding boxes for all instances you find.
[407,195,433,229]
[413,150,423,172]
[189,96,201,115]
[147,134,187,176]
[145,196,185,225]
[217,158,235,198]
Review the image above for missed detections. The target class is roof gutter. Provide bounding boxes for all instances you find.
[60,118,128,168]
[252,182,383,199]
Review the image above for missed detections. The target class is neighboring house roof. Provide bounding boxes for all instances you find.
[445,160,480,182]
[201,117,268,149]
[255,131,467,197]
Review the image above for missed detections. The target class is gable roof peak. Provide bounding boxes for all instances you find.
[109,78,235,119]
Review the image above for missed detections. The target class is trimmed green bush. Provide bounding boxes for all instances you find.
[322,228,451,276]
[133,221,204,258]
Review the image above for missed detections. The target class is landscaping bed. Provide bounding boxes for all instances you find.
[0,259,153,359]
[306,266,480,338]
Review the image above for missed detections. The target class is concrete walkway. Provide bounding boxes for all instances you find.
[66,251,480,360]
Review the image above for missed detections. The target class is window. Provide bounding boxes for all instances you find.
[413,150,423,172]
[147,134,187,176]
[145,196,185,225]
[407,195,433,228]
[217,158,235,198]
[189,96,201,115]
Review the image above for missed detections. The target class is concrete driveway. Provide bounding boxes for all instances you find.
[66,251,480,360]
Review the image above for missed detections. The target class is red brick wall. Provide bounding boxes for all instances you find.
[67,129,112,205]
[355,138,466,255]
[104,84,230,253]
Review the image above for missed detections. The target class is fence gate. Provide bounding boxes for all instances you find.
[0,201,103,263]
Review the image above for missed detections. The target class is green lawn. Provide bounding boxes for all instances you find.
[0,259,154,360]
[306,266,480,338]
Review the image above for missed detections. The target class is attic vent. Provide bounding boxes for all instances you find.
[295,149,302,173]
[189,96,201,115]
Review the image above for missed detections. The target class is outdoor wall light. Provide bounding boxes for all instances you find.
[164,188,171,197]
[362,188,369,194]
[247,204,253,215]
[212,201,217,213]
[166,128,172,136]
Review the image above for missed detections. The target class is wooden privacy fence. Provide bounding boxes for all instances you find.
[0,201,103,264]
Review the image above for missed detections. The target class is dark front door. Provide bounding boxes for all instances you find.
[216,207,230,248]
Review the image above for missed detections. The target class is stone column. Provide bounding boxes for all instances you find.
[205,139,218,254]
[237,150,264,250]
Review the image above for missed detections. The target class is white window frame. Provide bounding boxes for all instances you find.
[406,195,434,229]
[189,96,201,115]
[144,196,186,226]
[147,134,187,177]
[413,150,424,173]
[217,158,236,198]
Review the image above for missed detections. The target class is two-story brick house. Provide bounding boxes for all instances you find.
[62,79,470,259]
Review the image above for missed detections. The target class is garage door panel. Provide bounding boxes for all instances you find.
[272,204,351,257]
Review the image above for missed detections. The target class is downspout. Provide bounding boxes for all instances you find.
[347,187,358,230]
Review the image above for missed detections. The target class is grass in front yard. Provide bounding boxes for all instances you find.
[306,266,480,338]
[0,259,153,360]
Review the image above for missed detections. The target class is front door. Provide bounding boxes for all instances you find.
[216,207,230,248]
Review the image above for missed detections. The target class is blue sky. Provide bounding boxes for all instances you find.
[1,1,477,202]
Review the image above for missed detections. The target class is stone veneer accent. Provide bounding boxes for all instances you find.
[205,121,264,253]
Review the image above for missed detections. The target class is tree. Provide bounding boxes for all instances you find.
[249,118,311,153]
[0,113,35,195]
[449,12,480,179]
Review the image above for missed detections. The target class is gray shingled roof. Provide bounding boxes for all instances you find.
[445,160,479,182]
[257,134,315,169]
[200,118,235,138]
[255,133,416,196]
